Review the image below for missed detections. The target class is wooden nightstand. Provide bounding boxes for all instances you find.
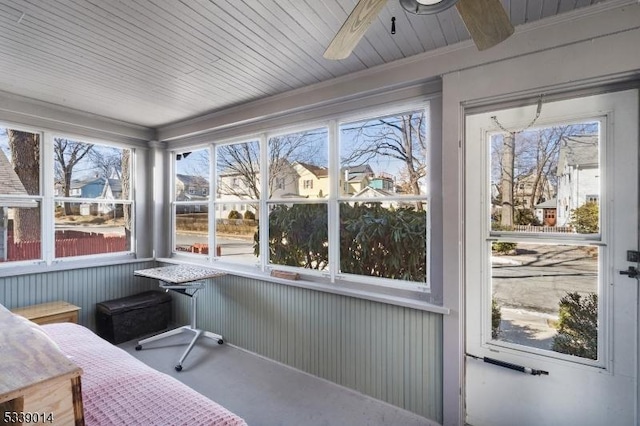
[12,301,81,325]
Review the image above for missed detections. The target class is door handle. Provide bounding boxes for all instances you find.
[619,266,639,278]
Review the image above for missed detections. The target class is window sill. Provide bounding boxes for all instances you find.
[0,254,154,278]
[158,256,450,315]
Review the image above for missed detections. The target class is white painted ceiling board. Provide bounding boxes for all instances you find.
[0,0,609,129]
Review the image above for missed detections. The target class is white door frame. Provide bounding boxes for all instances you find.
[441,56,640,426]
[463,90,637,426]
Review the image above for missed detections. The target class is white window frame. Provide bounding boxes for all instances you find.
[169,101,432,294]
[0,122,138,270]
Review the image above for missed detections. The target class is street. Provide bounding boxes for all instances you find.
[491,243,598,350]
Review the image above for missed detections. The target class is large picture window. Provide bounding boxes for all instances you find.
[171,103,431,290]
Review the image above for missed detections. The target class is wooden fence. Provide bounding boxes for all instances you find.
[511,225,574,233]
[3,233,128,261]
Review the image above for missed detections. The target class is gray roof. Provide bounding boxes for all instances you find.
[0,149,38,207]
[177,174,209,186]
[0,149,29,195]
[535,198,557,209]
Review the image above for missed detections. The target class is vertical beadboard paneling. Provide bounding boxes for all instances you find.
[0,261,157,330]
[167,273,443,423]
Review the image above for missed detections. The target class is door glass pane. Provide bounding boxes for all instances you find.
[491,241,598,360]
[490,122,600,234]
[488,120,601,361]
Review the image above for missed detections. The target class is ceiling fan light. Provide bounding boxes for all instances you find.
[400,0,458,15]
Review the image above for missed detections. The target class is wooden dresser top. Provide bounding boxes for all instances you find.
[0,304,82,400]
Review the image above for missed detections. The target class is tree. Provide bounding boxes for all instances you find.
[216,132,324,201]
[552,292,598,360]
[7,130,40,241]
[54,138,94,215]
[88,147,122,179]
[341,112,427,199]
[492,123,597,229]
[500,133,515,227]
[216,141,261,200]
[570,202,599,234]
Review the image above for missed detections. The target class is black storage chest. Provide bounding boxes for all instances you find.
[96,290,172,344]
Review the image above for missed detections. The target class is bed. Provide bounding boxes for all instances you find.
[38,322,247,426]
[36,320,247,426]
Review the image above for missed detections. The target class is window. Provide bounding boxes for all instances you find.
[215,140,260,265]
[0,126,136,265]
[339,109,428,283]
[0,127,42,263]
[171,103,431,291]
[173,149,210,255]
[489,120,601,358]
[53,137,133,258]
[267,127,329,270]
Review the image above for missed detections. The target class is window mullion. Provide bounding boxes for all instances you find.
[328,119,339,283]
[42,132,55,264]
[209,144,216,264]
[259,133,269,272]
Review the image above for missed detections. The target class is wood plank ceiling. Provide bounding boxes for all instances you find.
[0,0,611,128]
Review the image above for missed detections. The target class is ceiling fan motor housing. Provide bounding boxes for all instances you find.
[399,0,459,15]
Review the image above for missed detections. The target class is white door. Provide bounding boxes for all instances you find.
[465,90,638,426]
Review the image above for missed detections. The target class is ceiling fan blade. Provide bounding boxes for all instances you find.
[455,0,514,51]
[324,0,389,60]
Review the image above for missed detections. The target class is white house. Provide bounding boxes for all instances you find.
[555,136,599,227]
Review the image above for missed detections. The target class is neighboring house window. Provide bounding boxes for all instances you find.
[303,180,313,189]
[189,186,195,194]
[0,126,135,265]
[275,177,285,190]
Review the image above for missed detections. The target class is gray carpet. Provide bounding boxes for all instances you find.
[119,331,436,426]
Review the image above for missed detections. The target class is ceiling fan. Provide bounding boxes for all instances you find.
[324,0,514,60]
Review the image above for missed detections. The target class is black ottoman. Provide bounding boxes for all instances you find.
[96,291,172,344]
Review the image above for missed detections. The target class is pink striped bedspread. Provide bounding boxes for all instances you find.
[42,322,247,426]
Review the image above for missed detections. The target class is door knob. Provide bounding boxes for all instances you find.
[619,266,639,278]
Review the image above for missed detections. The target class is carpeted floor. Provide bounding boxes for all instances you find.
[119,331,436,426]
